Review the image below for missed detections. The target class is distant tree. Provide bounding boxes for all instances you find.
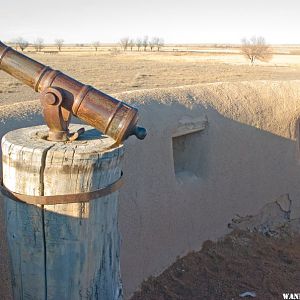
[15,37,29,52]
[241,36,273,64]
[149,37,156,51]
[135,38,142,51]
[142,36,148,51]
[93,41,100,51]
[156,38,164,51]
[120,37,130,51]
[33,38,44,52]
[128,39,134,51]
[55,39,64,51]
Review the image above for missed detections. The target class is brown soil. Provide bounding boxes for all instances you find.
[130,230,300,300]
[2,48,300,106]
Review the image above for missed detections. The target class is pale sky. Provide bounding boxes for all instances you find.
[0,0,299,44]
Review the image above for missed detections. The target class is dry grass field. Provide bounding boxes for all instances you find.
[1,45,300,106]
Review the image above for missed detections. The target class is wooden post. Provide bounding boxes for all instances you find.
[1,124,124,300]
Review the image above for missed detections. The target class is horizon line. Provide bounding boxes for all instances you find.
[3,41,300,47]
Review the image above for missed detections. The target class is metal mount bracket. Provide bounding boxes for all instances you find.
[40,87,85,141]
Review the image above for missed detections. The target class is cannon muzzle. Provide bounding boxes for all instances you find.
[0,41,146,144]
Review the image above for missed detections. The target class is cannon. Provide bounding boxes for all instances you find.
[0,41,146,144]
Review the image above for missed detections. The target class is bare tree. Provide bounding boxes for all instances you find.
[128,39,134,51]
[93,41,100,51]
[156,38,164,51]
[120,37,130,51]
[55,39,64,51]
[241,36,273,64]
[15,37,29,52]
[135,38,142,51]
[33,38,44,52]
[149,37,156,51]
[142,36,148,51]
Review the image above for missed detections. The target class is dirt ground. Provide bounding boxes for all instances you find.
[130,229,300,300]
[2,46,300,106]
[130,194,300,300]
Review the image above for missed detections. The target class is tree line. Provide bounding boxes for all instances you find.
[9,35,273,65]
[10,36,165,53]
[11,37,65,52]
[119,36,164,51]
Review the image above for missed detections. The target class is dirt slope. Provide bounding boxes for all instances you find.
[130,195,300,300]
[130,229,300,300]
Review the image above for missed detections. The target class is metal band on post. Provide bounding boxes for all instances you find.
[0,172,123,205]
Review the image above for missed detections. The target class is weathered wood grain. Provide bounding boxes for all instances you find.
[2,124,124,300]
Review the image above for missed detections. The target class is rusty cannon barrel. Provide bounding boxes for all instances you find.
[0,41,146,144]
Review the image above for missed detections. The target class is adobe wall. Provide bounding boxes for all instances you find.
[1,81,300,299]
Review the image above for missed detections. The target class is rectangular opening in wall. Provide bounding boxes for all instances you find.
[172,129,206,182]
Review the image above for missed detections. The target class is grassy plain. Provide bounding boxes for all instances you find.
[1,45,300,106]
